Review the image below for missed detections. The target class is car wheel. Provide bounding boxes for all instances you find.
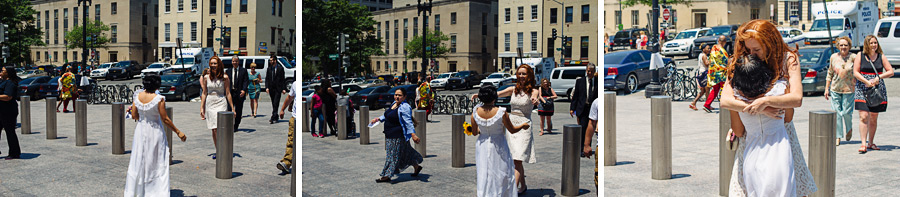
[625,73,639,94]
[181,92,188,101]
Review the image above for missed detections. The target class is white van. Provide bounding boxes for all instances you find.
[805,1,877,48]
[171,48,214,76]
[220,56,296,89]
[874,17,900,66]
[549,66,587,99]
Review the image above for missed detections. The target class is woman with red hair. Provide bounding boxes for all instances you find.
[719,19,816,196]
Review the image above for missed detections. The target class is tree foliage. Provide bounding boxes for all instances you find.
[0,0,46,66]
[64,20,111,50]
[302,0,384,77]
[403,29,450,70]
[620,0,693,7]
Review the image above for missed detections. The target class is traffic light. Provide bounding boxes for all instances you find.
[2,46,9,59]
[552,28,557,39]
[339,33,350,53]
[211,19,216,30]
[342,54,350,68]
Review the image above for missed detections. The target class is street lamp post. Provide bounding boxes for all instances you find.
[550,0,565,66]
[79,0,91,68]
[645,0,664,98]
[418,0,433,77]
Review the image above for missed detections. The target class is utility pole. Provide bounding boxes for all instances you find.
[418,0,433,77]
[645,0,663,97]
[79,0,91,69]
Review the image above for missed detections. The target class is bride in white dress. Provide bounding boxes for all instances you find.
[124,75,187,196]
[470,86,530,197]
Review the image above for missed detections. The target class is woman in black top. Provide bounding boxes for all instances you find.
[852,35,894,153]
[537,79,557,135]
[0,66,22,159]
[319,79,338,135]
[368,88,423,183]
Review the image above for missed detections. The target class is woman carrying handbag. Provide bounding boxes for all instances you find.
[852,35,893,154]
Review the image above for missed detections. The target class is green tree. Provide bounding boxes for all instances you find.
[0,0,46,66]
[403,29,450,72]
[302,0,384,77]
[64,20,111,50]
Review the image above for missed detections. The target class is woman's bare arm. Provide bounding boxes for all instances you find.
[200,75,208,119]
[502,113,528,133]
[470,115,480,136]
[158,100,186,141]
[223,76,236,112]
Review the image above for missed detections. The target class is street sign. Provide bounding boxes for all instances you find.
[328,54,338,60]
[661,23,669,28]
[663,8,671,21]
[556,48,562,51]
[890,1,895,11]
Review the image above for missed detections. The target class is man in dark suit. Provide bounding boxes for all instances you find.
[227,55,250,130]
[266,54,286,124]
[569,63,598,154]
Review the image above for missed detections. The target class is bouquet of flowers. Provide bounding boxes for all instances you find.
[463,122,474,136]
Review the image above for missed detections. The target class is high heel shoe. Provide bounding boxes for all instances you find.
[518,185,527,194]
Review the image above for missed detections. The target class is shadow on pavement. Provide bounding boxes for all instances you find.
[391,173,430,183]
[3,153,41,160]
[614,161,635,165]
[873,145,900,151]
[236,128,257,133]
[464,163,476,167]
[231,172,244,178]
[672,174,692,179]
[520,188,558,197]
[170,189,198,197]
[171,160,183,165]
[424,155,437,158]
[86,143,98,146]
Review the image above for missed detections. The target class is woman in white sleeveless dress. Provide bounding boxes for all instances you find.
[470,86,530,197]
[200,56,235,159]
[124,75,187,196]
[721,20,816,196]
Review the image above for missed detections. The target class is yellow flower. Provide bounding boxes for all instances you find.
[463,122,473,136]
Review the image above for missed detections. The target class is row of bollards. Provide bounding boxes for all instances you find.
[216,112,236,179]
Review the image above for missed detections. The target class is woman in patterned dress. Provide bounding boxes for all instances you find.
[852,35,894,153]
[248,63,262,117]
[369,88,423,183]
[703,36,730,112]
[56,65,76,112]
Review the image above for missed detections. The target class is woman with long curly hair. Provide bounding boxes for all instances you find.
[719,19,817,196]
[852,35,894,153]
[200,55,235,159]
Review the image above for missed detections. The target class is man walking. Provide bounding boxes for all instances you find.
[570,63,598,154]
[277,72,301,174]
[227,55,250,130]
[266,54,286,124]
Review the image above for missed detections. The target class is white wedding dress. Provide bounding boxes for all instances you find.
[124,91,171,196]
[506,91,536,163]
[473,105,517,197]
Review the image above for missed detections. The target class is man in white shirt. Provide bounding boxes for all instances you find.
[583,98,599,187]
[276,77,301,174]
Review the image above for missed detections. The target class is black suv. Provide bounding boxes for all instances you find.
[611,28,649,50]
[692,25,739,57]
[107,60,144,80]
[446,70,482,90]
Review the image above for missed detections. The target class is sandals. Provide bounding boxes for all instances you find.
[845,130,852,141]
[869,143,881,150]
[702,106,713,113]
[859,145,867,154]
[412,166,423,177]
[688,104,698,111]
[375,177,391,183]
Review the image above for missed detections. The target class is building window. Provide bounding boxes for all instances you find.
[239,27,247,48]
[225,0,232,13]
[192,0,197,10]
[789,1,799,23]
[565,6,573,23]
[517,6,524,21]
[241,0,248,12]
[54,9,58,44]
[385,21,390,54]
[376,61,380,71]
[191,22,197,41]
[531,32,537,51]
[450,35,456,53]
[63,8,67,29]
[434,14,440,32]
[504,33,510,51]
[531,5,538,20]
[403,18,408,41]
[111,25,118,43]
[413,17,418,36]
[751,8,759,20]
[223,27,231,48]
[177,0,183,11]
[494,14,498,27]
[376,23,381,39]
[73,8,78,27]
[165,0,170,12]
[207,28,214,47]
[95,5,100,21]
[504,8,510,22]
[581,5,589,22]
[36,52,40,62]
[210,0,216,14]
[631,10,639,26]
[550,8,557,24]
[615,10,621,25]
[73,51,77,62]
[580,36,589,59]
[279,0,283,17]
[36,13,40,29]
[177,22,183,41]
[63,53,67,63]
[564,37,571,58]
[451,12,456,24]
[393,61,398,71]
[517,32,523,50]
[164,23,170,42]
[154,4,158,17]
[155,26,158,40]
[54,52,58,62]
[271,0,276,15]
[403,61,407,71]
[394,19,398,54]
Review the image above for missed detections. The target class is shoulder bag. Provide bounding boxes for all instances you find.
[863,55,886,108]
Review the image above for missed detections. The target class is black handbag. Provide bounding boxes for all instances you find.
[863,55,886,108]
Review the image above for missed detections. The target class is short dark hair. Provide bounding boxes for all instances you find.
[143,75,162,93]
[395,86,408,97]
[478,85,498,104]
[730,55,774,99]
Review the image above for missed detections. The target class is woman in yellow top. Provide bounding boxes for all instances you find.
[56,65,77,113]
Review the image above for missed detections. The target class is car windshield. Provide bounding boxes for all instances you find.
[302,90,315,95]
[437,73,451,79]
[708,27,731,36]
[279,57,295,69]
[116,62,131,67]
[780,31,790,37]
[615,31,629,38]
[487,74,505,79]
[457,72,471,77]
[674,31,697,39]
[148,64,165,69]
[798,50,825,65]
[809,19,844,31]
[605,52,629,64]
[160,75,184,84]
[174,58,194,65]
[98,64,112,69]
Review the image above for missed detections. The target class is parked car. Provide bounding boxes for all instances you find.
[875,16,900,66]
[351,85,391,110]
[778,27,807,48]
[798,46,836,95]
[604,50,674,94]
[342,78,366,85]
[141,62,173,78]
[430,72,456,89]
[612,28,649,50]
[692,24,739,58]
[446,70,482,90]
[18,76,52,100]
[332,84,363,95]
[376,85,418,109]
[90,62,116,79]
[15,68,26,76]
[301,89,315,102]
[107,60,143,80]
[495,84,515,112]
[38,76,62,98]
[158,74,202,101]
[549,66,584,98]
[359,79,387,89]
[661,27,711,58]
[20,69,48,79]
[480,72,516,87]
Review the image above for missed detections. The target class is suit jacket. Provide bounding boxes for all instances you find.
[226,66,250,97]
[570,76,598,118]
[266,63,285,91]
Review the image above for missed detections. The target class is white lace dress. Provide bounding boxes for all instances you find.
[506,91,536,163]
[473,105,517,197]
[124,91,170,196]
[204,76,228,129]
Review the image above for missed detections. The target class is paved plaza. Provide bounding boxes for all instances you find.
[0,94,293,196]
[301,101,600,196]
[605,68,900,195]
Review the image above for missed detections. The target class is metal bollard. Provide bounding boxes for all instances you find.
[112,103,125,155]
[216,111,235,179]
[337,102,348,140]
[46,97,57,139]
[604,91,616,166]
[301,101,309,133]
[451,113,465,168]
[75,99,88,146]
[165,107,174,165]
[359,106,370,145]
[20,96,31,134]
[414,110,427,157]
[561,124,582,196]
[810,110,836,197]
[651,95,672,180]
[719,109,735,196]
